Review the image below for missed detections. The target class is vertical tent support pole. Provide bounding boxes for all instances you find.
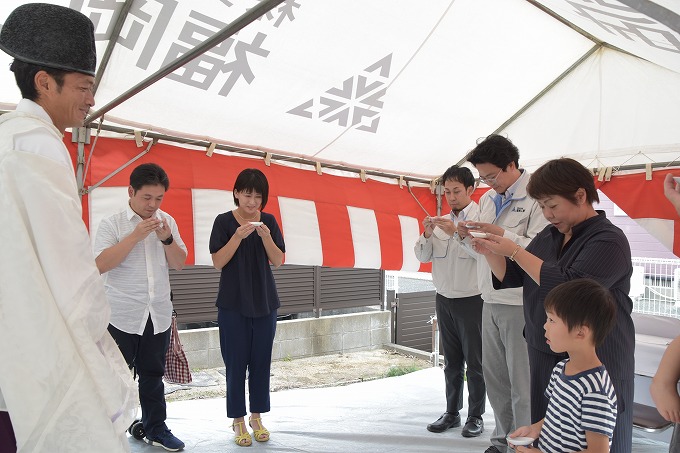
[435,182,443,216]
[72,127,91,199]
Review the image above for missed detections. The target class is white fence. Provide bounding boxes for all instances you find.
[389,258,680,320]
[631,257,680,319]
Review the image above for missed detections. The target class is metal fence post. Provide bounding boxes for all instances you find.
[313,266,321,318]
[429,315,440,368]
[387,290,397,343]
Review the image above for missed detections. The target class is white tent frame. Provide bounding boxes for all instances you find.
[55,0,680,198]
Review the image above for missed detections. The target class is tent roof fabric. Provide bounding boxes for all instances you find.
[1,0,679,180]
[2,0,680,269]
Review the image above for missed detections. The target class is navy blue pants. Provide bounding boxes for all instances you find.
[109,316,171,438]
[218,308,277,418]
[527,345,633,453]
[0,411,16,453]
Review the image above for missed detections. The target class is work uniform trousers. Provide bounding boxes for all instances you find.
[109,316,171,439]
[0,412,15,453]
[528,345,633,453]
[436,293,485,417]
[482,303,531,453]
[218,308,277,419]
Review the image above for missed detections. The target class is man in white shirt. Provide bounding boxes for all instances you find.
[95,163,188,452]
[414,166,486,438]
[459,134,549,453]
[0,4,137,452]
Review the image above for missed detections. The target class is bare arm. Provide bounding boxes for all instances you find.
[510,419,542,453]
[256,224,284,268]
[473,234,543,284]
[664,173,680,217]
[503,246,544,285]
[162,239,187,271]
[155,218,186,271]
[651,335,680,423]
[211,223,254,270]
[579,430,612,453]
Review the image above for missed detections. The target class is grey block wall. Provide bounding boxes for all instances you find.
[179,311,390,370]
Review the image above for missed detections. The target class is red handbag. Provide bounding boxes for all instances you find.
[164,311,192,384]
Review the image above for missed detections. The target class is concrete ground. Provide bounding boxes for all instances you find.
[127,348,671,452]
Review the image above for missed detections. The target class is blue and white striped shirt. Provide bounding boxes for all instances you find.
[539,359,617,453]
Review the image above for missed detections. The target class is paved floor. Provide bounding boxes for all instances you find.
[128,367,670,452]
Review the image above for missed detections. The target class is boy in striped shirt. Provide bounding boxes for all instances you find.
[508,279,618,453]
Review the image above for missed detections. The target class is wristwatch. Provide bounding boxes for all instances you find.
[161,234,174,245]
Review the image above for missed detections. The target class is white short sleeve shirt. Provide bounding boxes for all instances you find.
[94,205,186,335]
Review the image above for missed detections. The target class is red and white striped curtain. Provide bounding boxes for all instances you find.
[599,170,680,258]
[67,134,440,272]
[68,134,677,270]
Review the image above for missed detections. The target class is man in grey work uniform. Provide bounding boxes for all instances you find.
[415,165,486,438]
[458,134,549,453]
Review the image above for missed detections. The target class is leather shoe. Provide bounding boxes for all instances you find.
[461,416,484,437]
[426,412,461,433]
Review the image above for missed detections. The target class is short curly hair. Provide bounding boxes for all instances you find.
[526,158,598,205]
[467,134,520,169]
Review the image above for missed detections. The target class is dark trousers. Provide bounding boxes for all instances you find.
[109,316,171,438]
[218,308,277,419]
[436,293,486,417]
[0,412,16,453]
[527,345,633,453]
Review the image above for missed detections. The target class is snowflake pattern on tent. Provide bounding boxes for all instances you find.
[287,54,392,133]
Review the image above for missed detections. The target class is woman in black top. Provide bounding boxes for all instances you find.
[473,158,634,453]
[209,168,285,447]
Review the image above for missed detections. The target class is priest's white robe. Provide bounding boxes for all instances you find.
[0,108,137,452]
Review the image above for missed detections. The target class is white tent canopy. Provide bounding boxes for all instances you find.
[2,0,680,269]
[1,0,679,179]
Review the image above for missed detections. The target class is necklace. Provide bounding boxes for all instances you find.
[234,209,259,221]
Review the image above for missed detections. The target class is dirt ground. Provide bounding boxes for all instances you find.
[164,347,433,402]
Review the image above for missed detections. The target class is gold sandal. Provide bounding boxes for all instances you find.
[248,416,270,442]
[232,420,252,447]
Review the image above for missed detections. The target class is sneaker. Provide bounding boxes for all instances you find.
[144,429,185,451]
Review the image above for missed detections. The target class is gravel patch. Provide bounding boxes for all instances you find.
[163,348,432,402]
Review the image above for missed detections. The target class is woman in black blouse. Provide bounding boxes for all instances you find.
[472,158,634,453]
[209,168,285,447]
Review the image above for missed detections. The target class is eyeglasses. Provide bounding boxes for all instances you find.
[479,168,503,185]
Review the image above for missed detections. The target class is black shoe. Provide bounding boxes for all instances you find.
[461,416,484,437]
[484,447,501,453]
[144,429,185,451]
[426,412,461,433]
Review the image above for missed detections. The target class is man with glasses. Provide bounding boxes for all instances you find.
[415,166,486,438]
[458,134,548,453]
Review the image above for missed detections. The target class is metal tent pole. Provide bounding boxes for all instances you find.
[455,44,601,168]
[74,0,133,197]
[93,0,135,95]
[84,0,285,125]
